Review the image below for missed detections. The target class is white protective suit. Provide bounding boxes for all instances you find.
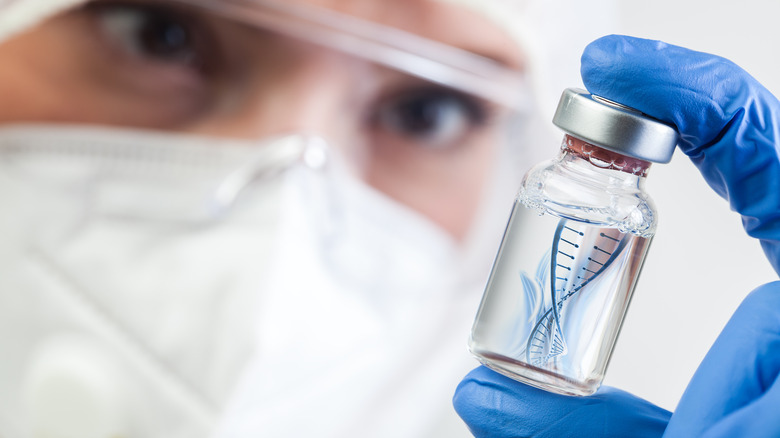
[0,1,614,437]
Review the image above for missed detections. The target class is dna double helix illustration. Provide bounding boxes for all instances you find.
[525,219,629,367]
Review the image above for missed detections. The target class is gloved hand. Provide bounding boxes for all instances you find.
[454,35,780,437]
[453,367,671,438]
[582,35,780,274]
[454,282,780,437]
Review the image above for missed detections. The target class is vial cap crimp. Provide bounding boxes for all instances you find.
[552,88,679,163]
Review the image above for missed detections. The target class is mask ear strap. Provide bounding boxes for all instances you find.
[211,134,312,216]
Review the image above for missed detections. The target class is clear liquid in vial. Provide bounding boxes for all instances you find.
[469,199,651,396]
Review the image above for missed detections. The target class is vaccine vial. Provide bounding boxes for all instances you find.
[468,88,678,396]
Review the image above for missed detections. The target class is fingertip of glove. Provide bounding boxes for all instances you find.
[453,366,564,421]
[453,366,526,437]
[581,35,669,91]
[582,35,670,64]
[452,368,494,436]
[452,366,499,417]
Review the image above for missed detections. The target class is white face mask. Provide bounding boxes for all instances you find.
[0,124,488,438]
[216,149,489,438]
[0,124,307,437]
[211,105,560,438]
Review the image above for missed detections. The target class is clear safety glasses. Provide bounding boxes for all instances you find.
[12,0,534,234]
[172,0,530,110]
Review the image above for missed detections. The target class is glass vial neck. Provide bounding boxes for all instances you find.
[561,135,652,177]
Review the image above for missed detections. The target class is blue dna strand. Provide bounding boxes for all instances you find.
[525,219,629,367]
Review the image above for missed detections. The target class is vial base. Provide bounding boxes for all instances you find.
[472,349,600,396]
[469,200,651,395]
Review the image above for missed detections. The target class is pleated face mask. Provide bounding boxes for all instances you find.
[0,126,312,435]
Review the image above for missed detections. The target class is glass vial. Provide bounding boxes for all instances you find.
[468,88,679,396]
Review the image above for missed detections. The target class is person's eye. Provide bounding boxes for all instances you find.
[87,1,210,70]
[371,87,491,149]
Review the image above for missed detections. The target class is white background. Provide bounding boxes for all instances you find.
[597,0,780,411]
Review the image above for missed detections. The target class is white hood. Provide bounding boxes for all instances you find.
[0,0,85,42]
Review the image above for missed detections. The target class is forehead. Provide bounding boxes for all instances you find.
[285,0,525,70]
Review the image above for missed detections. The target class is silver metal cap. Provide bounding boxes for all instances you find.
[552,88,679,163]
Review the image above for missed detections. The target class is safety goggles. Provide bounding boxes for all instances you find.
[5,0,534,235]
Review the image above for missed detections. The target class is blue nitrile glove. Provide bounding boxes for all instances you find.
[454,282,780,437]
[452,366,671,438]
[454,35,780,437]
[582,35,780,274]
